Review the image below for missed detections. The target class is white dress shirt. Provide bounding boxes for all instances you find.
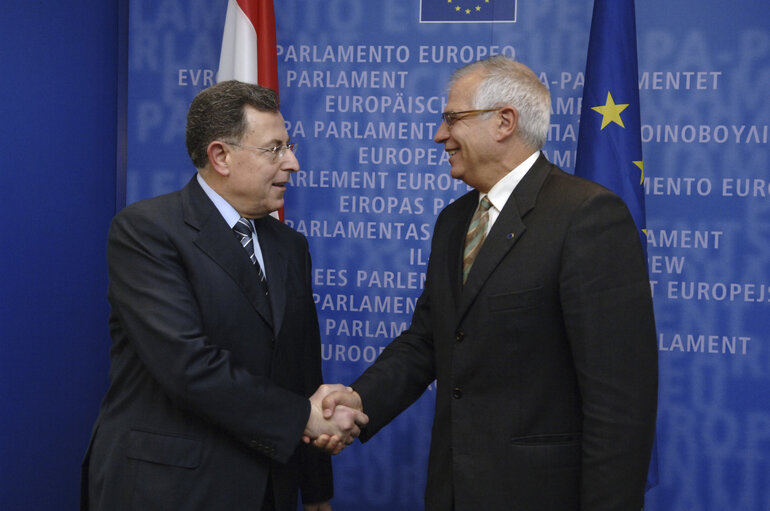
[479,151,540,234]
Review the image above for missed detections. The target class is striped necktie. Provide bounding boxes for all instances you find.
[232,217,269,297]
[463,196,493,284]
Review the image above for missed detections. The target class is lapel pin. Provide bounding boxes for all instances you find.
[507,233,515,239]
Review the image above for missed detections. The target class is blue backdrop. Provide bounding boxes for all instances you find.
[0,1,120,509]
[2,1,768,510]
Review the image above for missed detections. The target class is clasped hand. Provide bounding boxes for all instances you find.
[303,384,367,455]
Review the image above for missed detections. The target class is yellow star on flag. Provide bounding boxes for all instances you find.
[591,91,629,129]
[633,160,644,185]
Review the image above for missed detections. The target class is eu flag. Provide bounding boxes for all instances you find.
[574,0,646,250]
[420,0,517,23]
[574,0,658,493]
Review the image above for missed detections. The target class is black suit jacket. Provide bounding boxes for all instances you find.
[353,154,658,511]
[82,177,331,511]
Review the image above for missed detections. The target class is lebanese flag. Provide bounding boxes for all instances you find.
[217,0,283,220]
[217,0,278,89]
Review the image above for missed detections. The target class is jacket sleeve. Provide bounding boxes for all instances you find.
[558,191,658,510]
[297,245,334,503]
[351,212,446,440]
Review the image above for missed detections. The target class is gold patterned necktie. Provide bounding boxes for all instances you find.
[463,196,493,284]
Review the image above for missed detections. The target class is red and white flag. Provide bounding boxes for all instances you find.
[217,0,282,220]
[217,0,278,89]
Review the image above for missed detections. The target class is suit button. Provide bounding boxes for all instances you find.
[452,388,462,399]
[455,330,465,343]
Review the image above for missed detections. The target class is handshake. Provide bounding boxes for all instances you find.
[302,384,367,455]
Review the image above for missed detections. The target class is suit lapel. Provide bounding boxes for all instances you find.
[181,178,275,328]
[457,154,552,319]
[255,217,288,337]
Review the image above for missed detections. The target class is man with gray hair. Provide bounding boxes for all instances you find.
[319,56,658,510]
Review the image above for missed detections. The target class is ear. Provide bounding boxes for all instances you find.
[207,141,231,177]
[495,106,518,141]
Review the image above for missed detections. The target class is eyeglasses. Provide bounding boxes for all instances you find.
[441,109,500,127]
[228,142,297,161]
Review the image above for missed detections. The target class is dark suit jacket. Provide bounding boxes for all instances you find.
[353,154,658,511]
[82,177,331,511]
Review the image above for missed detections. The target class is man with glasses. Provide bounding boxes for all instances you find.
[318,56,658,510]
[82,81,367,511]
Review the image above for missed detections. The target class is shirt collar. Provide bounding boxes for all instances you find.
[196,172,242,229]
[482,150,540,211]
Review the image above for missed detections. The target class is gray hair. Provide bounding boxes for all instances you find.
[185,80,279,169]
[450,55,551,150]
